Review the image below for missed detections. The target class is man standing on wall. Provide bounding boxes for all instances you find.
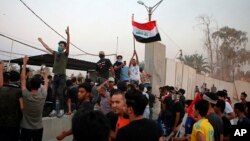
[38,26,70,118]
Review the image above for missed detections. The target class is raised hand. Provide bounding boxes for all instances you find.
[65,26,69,35]
[23,55,29,64]
[38,37,43,43]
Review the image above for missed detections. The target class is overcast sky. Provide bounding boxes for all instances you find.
[1,0,250,67]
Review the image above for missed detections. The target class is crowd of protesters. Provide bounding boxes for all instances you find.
[1,26,250,141]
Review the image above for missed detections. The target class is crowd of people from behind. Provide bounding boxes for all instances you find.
[1,26,250,141]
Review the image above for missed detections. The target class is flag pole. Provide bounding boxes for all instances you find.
[132,14,136,51]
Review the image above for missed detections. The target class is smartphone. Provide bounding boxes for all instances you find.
[124,61,126,65]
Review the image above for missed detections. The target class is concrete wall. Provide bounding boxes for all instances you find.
[145,42,166,119]
[163,58,249,103]
[43,116,73,141]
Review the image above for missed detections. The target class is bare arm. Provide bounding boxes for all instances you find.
[96,80,108,92]
[196,131,206,141]
[38,38,53,54]
[0,62,3,88]
[21,56,29,91]
[110,66,115,78]
[42,68,49,90]
[65,26,70,54]
[134,50,139,65]
[129,52,135,67]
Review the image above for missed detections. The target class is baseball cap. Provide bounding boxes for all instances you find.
[108,77,114,82]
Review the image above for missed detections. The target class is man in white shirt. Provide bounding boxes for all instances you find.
[217,90,235,120]
[129,50,140,86]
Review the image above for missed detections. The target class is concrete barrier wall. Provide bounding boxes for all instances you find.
[165,59,176,86]
[164,58,250,102]
[43,116,73,141]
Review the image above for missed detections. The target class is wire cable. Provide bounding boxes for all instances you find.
[0,33,49,53]
[19,0,116,56]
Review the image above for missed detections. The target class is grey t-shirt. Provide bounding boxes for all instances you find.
[100,92,111,115]
[21,87,47,129]
[207,112,223,141]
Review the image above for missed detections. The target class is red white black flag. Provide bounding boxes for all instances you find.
[132,20,161,43]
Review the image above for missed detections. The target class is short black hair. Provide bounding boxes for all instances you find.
[78,83,92,93]
[9,70,20,82]
[217,91,227,98]
[147,86,152,91]
[241,92,247,97]
[195,99,209,117]
[58,41,67,47]
[71,77,77,83]
[138,84,145,91]
[216,99,226,113]
[234,103,245,112]
[72,110,111,141]
[125,89,148,116]
[178,88,185,95]
[117,81,127,92]
[185,100,193,107]
[30,75,42,90]
[116,55,122,59]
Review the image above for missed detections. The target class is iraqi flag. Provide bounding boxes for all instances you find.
[132,20,161,43]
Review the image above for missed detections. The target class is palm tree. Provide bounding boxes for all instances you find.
[182,53,210,74]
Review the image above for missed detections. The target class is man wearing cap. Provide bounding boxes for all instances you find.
[113,55,124,83]
[96,51,115,85]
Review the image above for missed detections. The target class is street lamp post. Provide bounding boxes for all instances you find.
[137,0,163,22]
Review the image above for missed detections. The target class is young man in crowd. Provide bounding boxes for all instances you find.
[38,26,70,117]
[116,89,164,141]
[97,80,112,115]
[191,99,214,141]
[20,56,48,141]
[217,90,235,120]
[66,77,78,115]
[140,67,151,89]
[240,92,248,109]
[57,83,94,140]
[203,92,223,141]
[113,55,124,83]
[120,60,130,83]
[214,99,231,141]
[129,50,140,85]
[234,102,250,126]
[0,63,23,141]
[96,51,115,84]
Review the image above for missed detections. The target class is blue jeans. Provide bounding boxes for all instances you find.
[52,74,66,110]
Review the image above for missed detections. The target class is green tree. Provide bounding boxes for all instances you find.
[212,26,248,81]
[183,53,210,74]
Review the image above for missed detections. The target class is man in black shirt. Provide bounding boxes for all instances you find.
[214,99,231,140]
[0,65,23,141]
[116,90,163,141]
[96,51,115,85]
[113,55,124,84]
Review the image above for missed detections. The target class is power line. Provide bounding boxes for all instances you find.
[0,49,26,56]
[0,33,49,53]
[19,0,116,57]
[157,25,189,57]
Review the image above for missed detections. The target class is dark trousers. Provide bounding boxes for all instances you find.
[52,74,66,110]
[20,128,43,141]
[0,126,20,141]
